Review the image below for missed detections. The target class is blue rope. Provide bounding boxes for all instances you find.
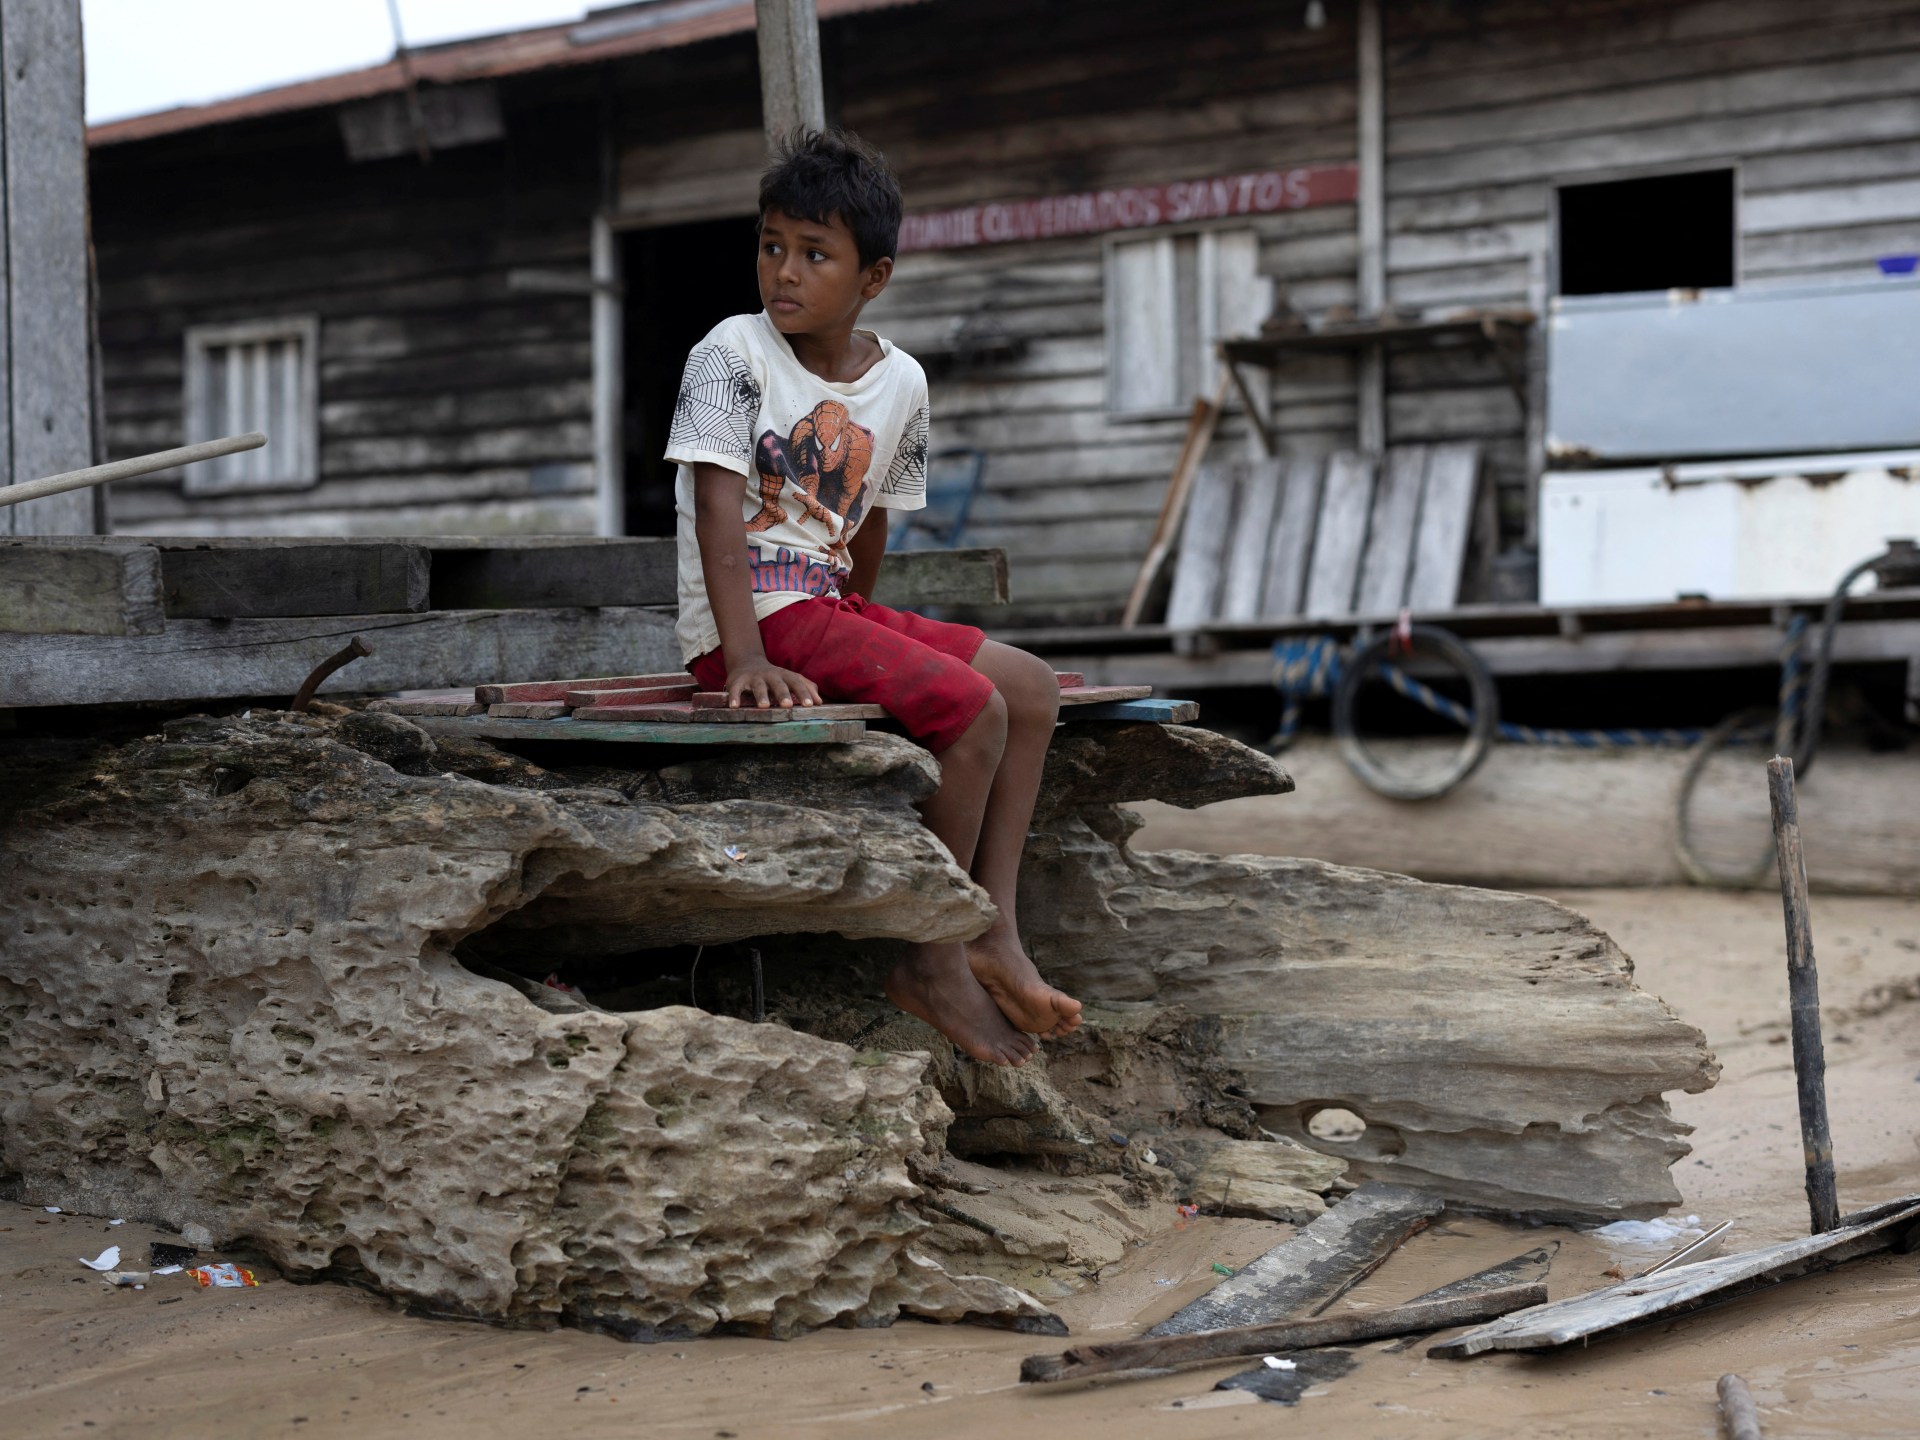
[1272,614,1810,750]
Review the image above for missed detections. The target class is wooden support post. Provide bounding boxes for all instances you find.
[1766,755,1841,1236]
[0,0,97,535]
[754,0,826,149]
[591,212,625,538]
[1354,0,1386,457]
[1717,1374,1764,1440]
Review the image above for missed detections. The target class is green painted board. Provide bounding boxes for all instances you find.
[408,714,867,745]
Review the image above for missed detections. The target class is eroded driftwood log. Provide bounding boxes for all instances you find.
[1022,722,1721,1221]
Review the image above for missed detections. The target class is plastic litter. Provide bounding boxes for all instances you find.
[100,1270,149,1289]
[150,1242,197,1268]
[1262,1356,1297,1371]
[108,1218,125,1226]
[1142,1149,1158,1166]
[153,1265,184,1276]
[1176,1203,1199,1218]
[1211,1262,1235,1277]
[1593,1214,1703,1246]
[78,1246,122,1271]
[724,845,745,862]
[190,1263,259,1288]
[43,1206,61,1214]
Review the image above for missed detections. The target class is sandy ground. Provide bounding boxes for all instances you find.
[5,887,1918,1439]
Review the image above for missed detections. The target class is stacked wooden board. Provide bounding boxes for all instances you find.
[1166,442,1483,628]
[375,669,1198,746]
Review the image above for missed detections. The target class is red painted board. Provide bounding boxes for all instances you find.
[476,672,694,705]
[565,683,696,708]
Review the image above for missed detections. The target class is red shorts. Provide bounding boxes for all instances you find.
[688,595,993,754]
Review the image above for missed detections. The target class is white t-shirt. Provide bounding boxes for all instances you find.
[664,311,930,663]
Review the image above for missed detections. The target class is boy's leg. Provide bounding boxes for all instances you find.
[725,598,1037,1065]
[964,640,1083,1039]
[883,689,1039,1066]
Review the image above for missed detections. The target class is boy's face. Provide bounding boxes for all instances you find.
[757,207,892,337]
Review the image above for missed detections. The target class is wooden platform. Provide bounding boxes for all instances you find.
[1007,586,1920,687]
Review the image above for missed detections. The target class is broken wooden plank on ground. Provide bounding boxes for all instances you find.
[870,546,1011,607]
[1430,1195,1920,1357]
[1019,1283,1544,1385]
[405,713,868,746]
[1376,1243,1559,1354]
[1147,1182,1444,1337]
[157,541,429,619]
[0,544,164,636]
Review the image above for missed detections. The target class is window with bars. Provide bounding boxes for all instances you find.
[182,316,320,493]
[1105,228,1271,416]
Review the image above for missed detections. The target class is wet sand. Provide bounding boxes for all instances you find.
[6,888,1917,1438]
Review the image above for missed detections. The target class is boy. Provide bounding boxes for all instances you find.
[665,129,1081,1066]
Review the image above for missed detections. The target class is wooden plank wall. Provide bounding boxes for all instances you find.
[1378,0,1920,537]
[840,0,1358,624]
[90,89,604,538]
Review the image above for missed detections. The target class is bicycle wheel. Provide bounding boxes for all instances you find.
[1332,624,1500,801]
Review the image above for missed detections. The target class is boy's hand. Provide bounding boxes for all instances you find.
[723,661,822,710]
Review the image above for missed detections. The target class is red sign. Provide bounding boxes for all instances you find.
[897,163,1357,253]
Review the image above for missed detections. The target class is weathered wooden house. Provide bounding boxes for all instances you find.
[88,0,1920,632]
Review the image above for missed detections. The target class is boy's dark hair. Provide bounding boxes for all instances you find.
[758,128,902,268]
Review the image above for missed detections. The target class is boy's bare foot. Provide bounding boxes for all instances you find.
[965,933,1083,1039]
[885,944,1037,1066]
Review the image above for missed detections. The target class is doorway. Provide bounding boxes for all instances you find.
[621,214,763,535]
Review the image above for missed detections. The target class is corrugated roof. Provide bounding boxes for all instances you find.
[88,0,928,147]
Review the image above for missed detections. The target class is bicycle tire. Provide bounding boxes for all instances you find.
[1332,624,1500,801]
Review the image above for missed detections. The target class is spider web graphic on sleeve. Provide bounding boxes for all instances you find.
[667,343,761,465]
[880,403,930,503]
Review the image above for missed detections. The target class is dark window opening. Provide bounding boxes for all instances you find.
[1556,169,1736,297]
[621,215,763,536]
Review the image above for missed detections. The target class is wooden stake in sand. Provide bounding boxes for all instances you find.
[1717,1373,1764,1440]
[1765,756,1841,1235]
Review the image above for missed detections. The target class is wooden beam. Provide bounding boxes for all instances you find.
[158,542,429,619]
[0,545,164,636]
[1355,0,1386,456]
[591,211,624,538]
[871,547,1010,607]
[428,540,679,609]
[0,606,680,707]
[753,0,825,149]
[2,0,95,535]
[1020,1283,1544,1385]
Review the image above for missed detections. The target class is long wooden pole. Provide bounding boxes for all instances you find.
[1355,0,1386,455]
[754,0,826,149]
[1019,1282,1545,1385]
[0,432,266,510]
[1766,755,1841,1235]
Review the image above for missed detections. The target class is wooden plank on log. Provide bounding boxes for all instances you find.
[0,607,680,708]
[1303,452,1377,616]
[1165,460,1241,629]
[1406,442,1480,612]
[1260,455,1325,619]
[406,714,868,746]
[1147,1182,1444,1337]
[429,540,678,609]
[871,547,1011,607]
[1066,698,1199,724]
[579,701,887,723]
[1430,1195,1920,1358]
[0,545,164,635]
[488,701,568,719]
[1356,445,1429,613]
[1219,458,1285,623]
[476,672,692,705]
[1019,1283,1544,1385]
[1059,685,1153,705]
[564,683,696,707]
[158,542,430,619]
[370,698,485,716]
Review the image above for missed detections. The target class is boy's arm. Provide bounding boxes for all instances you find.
[843,508,887,602]
[692,462,822,709]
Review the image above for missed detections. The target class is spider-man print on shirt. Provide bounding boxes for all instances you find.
[745,399,877,550]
